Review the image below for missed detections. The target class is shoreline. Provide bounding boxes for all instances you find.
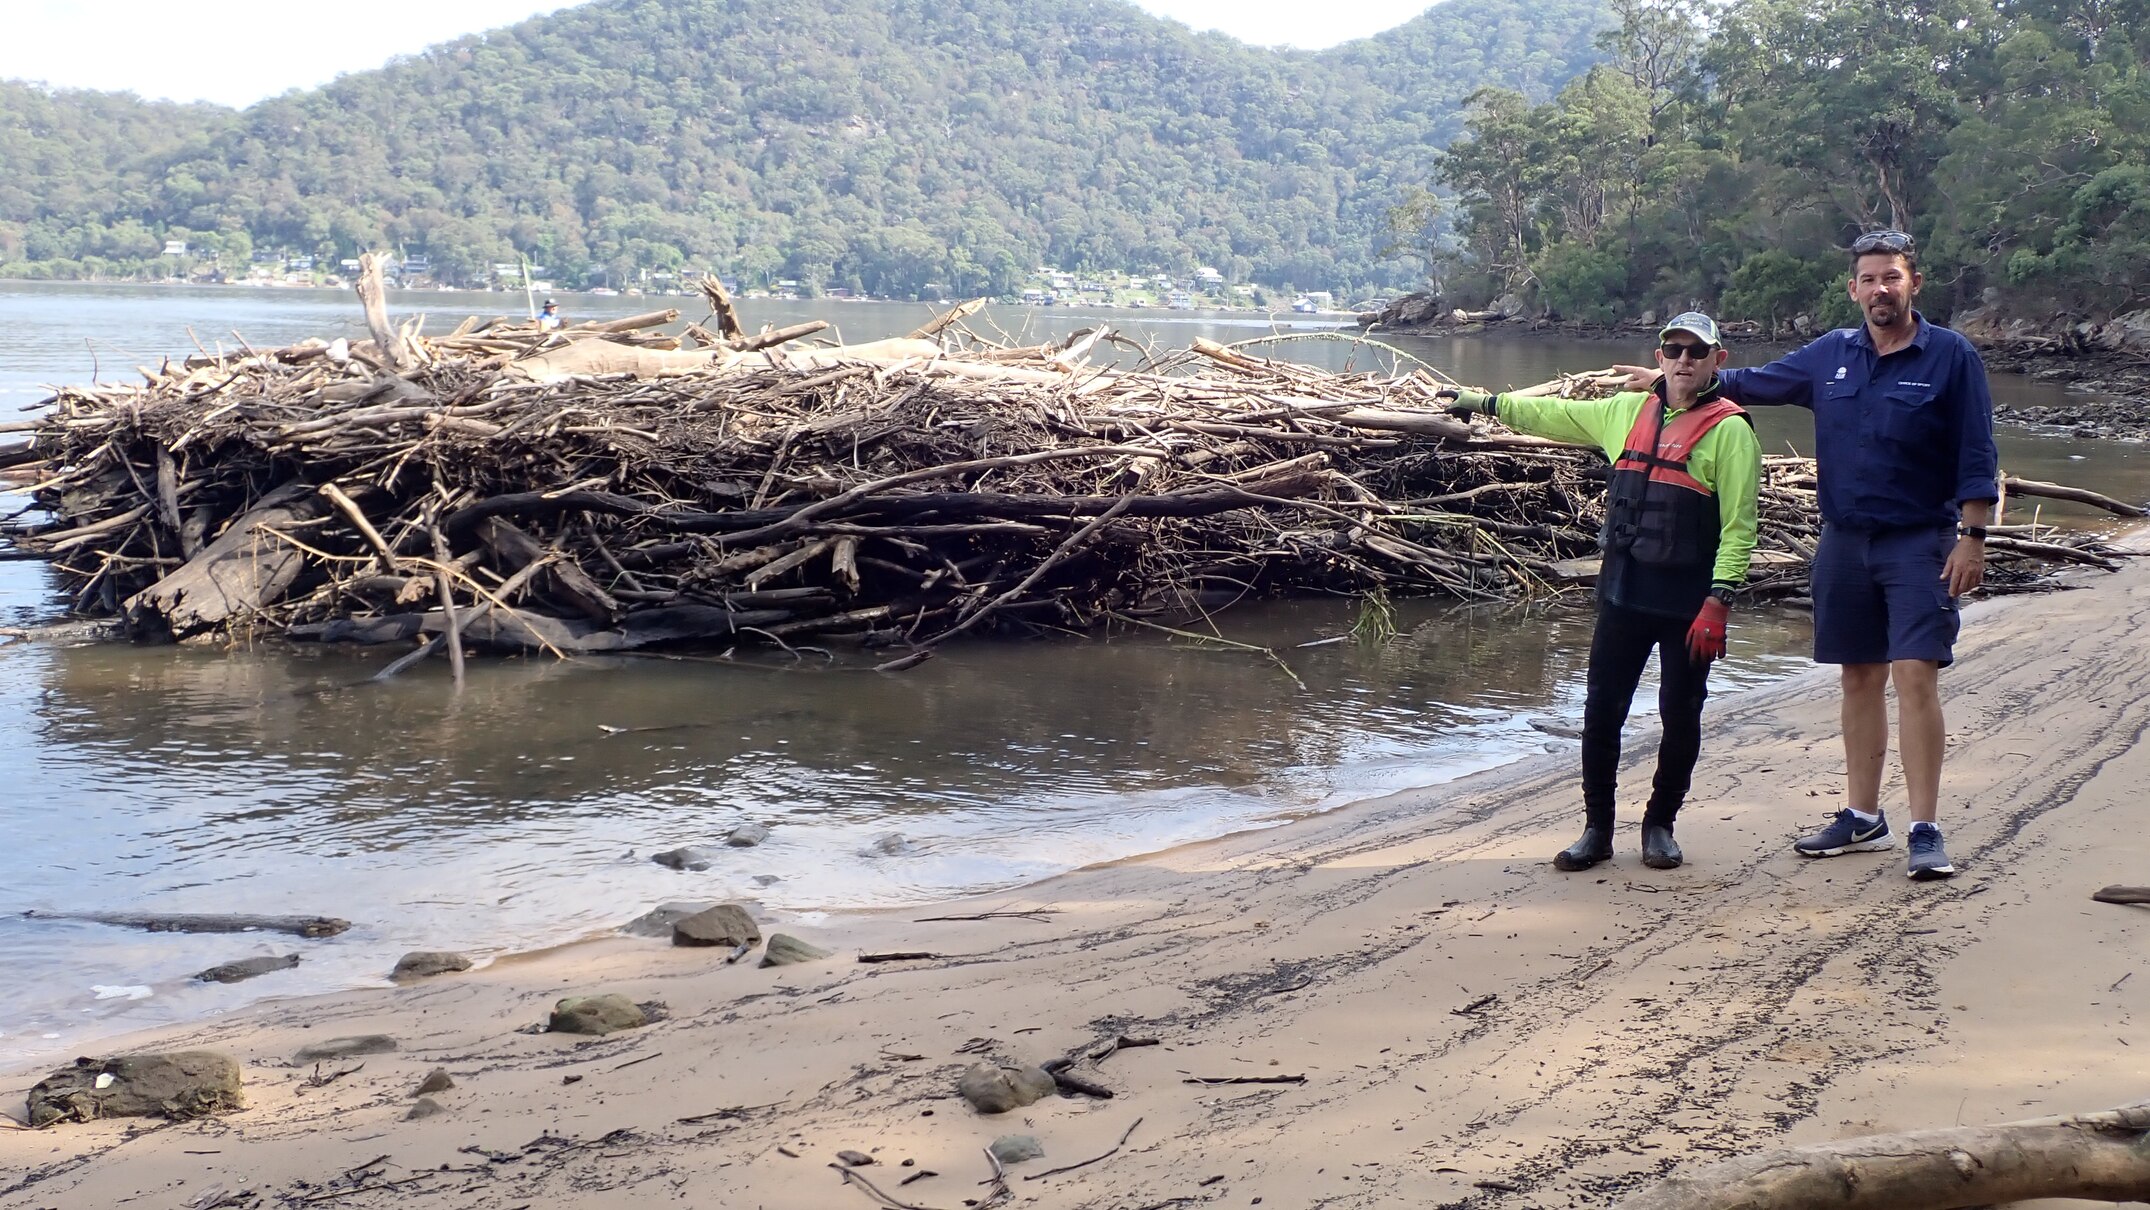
[7,551,2149,1208]
[1366,313,2150,441]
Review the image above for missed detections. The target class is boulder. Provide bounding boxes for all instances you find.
[989,1135,1045,1165]
[725,822,772,847]
[405,1097,446,1121]
[195,954,300,984]
[28,1051,243,1126]
[621,901,717,938]
[861,832,911,857]
[2094,309,2150,356]
[391,951,473,981]
[413,1068,455,1096]
[672,904,761,948]
[294,1035,398,1063]
[651,846,719,871]
[759,933,833,968]
[548,994,648,1035]
[836,1149,875,1166]
[956,1062,1057,1114]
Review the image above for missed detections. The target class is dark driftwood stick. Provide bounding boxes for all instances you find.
[1040,1063,1114,1099]
[1091,1035,1160,1064]
[857,952,938,964]
[2002,475,2147,518]
[828,1162,937,1210]
[911,494,1137,652]
[23,910,351,937]
[429,529,466,690]
[440,470,1323,540]
[732,320,830,352]
[1022,1116,1144,1181]
[1182,1074,1306,1085]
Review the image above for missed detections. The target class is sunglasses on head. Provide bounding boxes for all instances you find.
[1659,341,1713,361]
[1851,229,1916,256]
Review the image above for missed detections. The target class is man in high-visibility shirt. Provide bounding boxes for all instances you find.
[1439,312,1762,871]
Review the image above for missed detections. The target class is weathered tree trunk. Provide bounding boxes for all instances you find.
[353,252,409,372]
[24,909,351,937]
[2002,475,2148,518]
[476,516,620,622]
[1617,1100,2150,1210]
[124,482,327,638]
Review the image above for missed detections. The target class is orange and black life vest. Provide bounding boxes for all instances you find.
[1597,380,1748,617]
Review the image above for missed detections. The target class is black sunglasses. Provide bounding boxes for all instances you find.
[1852,229,1916,256]
[1659,342,1713,360]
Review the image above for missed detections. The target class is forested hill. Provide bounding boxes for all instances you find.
[0,0,1609,295]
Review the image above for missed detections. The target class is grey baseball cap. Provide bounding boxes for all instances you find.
[1659,311,1721,347]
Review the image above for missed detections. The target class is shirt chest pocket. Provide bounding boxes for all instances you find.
[1879,383,1943,445]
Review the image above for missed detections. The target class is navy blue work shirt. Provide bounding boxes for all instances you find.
[1717,313,1999,530]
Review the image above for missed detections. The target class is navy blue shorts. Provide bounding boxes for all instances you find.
[1812,524,1962,666]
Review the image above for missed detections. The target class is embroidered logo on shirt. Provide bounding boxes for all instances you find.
[1899,380,1932,388]
[1834,367,1847,380]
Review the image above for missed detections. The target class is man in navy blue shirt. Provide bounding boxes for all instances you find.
[1617,231,1997,881]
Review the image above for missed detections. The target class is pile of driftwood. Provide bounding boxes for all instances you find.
[1,271,2138,670]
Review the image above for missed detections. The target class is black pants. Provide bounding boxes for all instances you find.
[1581,600,1712,831]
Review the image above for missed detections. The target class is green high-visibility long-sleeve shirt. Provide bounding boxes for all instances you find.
[1491,388,1763,589]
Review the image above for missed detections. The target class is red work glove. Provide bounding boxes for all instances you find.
[1686,596,1729,664]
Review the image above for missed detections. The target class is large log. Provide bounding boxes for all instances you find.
[296,603,793,654]
[353,252,410,372]
[124,482,328,638]
[1616,1100,2150,1210]
[444,472,1327,540]
[2001,475,2147,518]
[23,910,351,937]
[476,516,620,622]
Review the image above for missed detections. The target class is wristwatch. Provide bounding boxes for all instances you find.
[1957,525,1988,540]
[1709,584,1736,606]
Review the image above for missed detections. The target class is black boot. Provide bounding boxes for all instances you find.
[1641,823,1683,870]
[1553,826,1613,872]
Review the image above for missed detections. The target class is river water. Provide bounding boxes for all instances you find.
[1,283,2143,1064]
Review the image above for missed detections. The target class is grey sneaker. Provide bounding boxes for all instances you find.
[1794,808,1893,857]
[1907,823,1955,881]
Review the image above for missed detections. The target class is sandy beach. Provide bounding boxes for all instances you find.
[6,552,2149,1210]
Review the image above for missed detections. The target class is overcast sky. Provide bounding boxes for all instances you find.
[2,0,1437,109]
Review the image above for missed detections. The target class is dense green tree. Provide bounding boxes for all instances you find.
[0,0,1611,294]
[1425,0,2150,330]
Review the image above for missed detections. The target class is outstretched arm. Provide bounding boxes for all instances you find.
[1442,390,1645,461]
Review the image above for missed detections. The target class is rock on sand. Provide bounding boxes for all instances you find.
[294,1035,398,1063]
[620,901,717,938]
[391,951,473,981]
[760,933,833,967]
[28,1052,243,1126]
[956,1062,1057,1114]
[548,994,648,1035]
[194,954,300,984]
[672,904,761,948]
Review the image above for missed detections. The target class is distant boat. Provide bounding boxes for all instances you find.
[588,287,620,296]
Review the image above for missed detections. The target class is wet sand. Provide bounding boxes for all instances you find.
[6,551,2150,1210]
